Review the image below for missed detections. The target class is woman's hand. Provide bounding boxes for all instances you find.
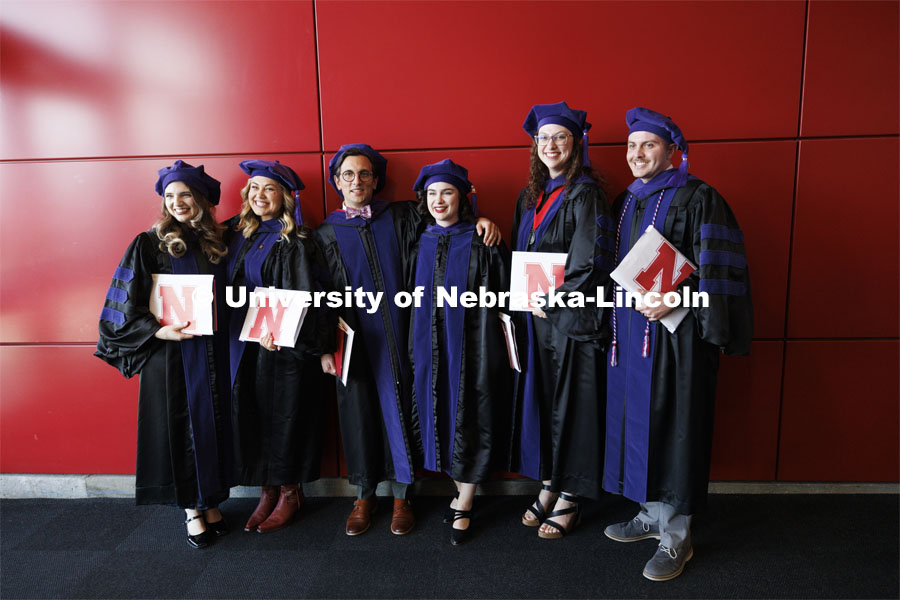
[635,289,676,322]
[321,353,337,375]
[531,306,548,319]
[154,322,195,341]
[260,332,280,352]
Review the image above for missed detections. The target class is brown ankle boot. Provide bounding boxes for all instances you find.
[244,485,279,532]
[257,484,303,533]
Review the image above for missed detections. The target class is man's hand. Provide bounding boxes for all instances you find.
[154,322,195,341]
[321,353,337,375]
[475,218,501,246]
[635,290,677,322]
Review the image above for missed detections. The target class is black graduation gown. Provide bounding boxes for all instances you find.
[224,216,327,486]
[312,199,422,489]
[603,172,753,515]
[95,230,232,508]
[409,222,513,483]
[509,179,616,499]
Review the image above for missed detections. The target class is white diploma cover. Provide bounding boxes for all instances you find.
[508,251,568,312]
[149,274,215,335]
[609,226,697,333]
[498,312,521,372]
[238,287,309,348]
[334,317,354,386]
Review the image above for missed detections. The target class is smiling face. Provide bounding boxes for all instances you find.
[334,155,377,209]
[164,181,198,224]
[248,176,284,221]
[627,131,676,182]
[426,182,460,227]
[536,124,574,178]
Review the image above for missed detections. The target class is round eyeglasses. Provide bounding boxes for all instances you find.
[534,133,573,146]
[340,169,374,183]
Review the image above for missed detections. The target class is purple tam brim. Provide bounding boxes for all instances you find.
[155,160,221,205]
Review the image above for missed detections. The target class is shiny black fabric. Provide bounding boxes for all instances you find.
[312,201,422,490]
[95,231,231,508]
[224,217,328,487]
[409,230,513,483]
[608,178,753,514]
[508,181,613,499]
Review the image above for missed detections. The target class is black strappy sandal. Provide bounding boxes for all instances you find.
[538,492,581,539]
[522,484,558,527]
[450,508,473,545]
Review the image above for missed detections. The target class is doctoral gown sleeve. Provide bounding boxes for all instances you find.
[95,231,164,378]
[688,184,753,355]
[543,182,615,342]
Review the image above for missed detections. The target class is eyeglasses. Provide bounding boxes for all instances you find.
[340,169,374,183]
[534,133,573,146]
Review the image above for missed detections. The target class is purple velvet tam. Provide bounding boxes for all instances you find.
[626,107,688,154]
[522,101,591,137]
[239,159,305,192]
[413,159,472,196]
[155,160,221,205]
[327,143,388,197]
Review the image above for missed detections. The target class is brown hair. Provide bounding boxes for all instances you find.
[415,187,477,224]
[523,138,600,209]
[154,187,227,263]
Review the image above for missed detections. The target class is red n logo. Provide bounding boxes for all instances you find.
[158,285,194,325]
[524,262,565,299]
[634,243,693,292]
[248,305,286,339]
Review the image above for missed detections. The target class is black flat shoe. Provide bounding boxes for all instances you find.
[206,517,229,537]
[185,514,211,549]
[450,508,473,546]
[443,491,460,524]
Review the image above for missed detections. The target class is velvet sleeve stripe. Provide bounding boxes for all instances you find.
[100,307,126,325]
[596,214,616,231]
[699,279,746,296]
[113,266,135,282]
[594,254,616,273]
[700,224,744,244]
[594,234,616,251]
[700,250,747,269]
[105,286,128,303]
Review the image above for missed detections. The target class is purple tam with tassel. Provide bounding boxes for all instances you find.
[626,107,690,187]
[155,160,221,205]
[239,159,305,225]
[327,143,388,197]
[522,101,592,167]
[413,158,478,216]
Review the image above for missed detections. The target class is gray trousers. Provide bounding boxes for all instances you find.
[358,481,408,500]
[637,501,692,549]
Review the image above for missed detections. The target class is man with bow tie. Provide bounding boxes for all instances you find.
[313,144,500,537]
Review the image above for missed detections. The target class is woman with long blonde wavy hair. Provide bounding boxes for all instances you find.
[96,160,233,549]
[224,159,327,534]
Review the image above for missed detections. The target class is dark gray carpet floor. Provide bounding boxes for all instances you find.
[1,494,897,599]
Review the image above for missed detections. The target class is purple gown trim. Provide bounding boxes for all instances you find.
[412,222,475,474]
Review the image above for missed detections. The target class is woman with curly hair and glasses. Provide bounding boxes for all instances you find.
[509,102,616,539]
[223,160,328,534]
[96,160,232,549]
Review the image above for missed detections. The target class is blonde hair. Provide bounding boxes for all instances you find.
[154,187,227,263]
[235,179,308,241]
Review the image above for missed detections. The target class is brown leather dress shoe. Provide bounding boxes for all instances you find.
[257,484,303,533]
[345,499,375,536]
[390,498,415,535]
[244,485,279,532]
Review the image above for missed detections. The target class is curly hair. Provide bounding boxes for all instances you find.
[415,187,477,225]
[522,137,600,210]
[154,187,227,263]
[234,180,310,241]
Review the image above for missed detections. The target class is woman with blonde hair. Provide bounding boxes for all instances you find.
[224,160,327,533]
[96,160,232,549]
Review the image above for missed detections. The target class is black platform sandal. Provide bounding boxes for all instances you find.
[450,508,473,546]
[522,484,557,527]
[538,492,581,539]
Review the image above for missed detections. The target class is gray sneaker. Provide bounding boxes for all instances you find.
[642,543,693,581]
[604,517,661,542]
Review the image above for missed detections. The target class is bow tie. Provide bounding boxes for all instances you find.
[345,205,372,220]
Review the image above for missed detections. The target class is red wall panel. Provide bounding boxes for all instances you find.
[778,340,899,481]
[0,154,325,344]
[801,1,900,137]
[0,0,321,159]
[317,0,805,150]
[0,345,138,473]
[788,138,900,338]
[709,342,783,481]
